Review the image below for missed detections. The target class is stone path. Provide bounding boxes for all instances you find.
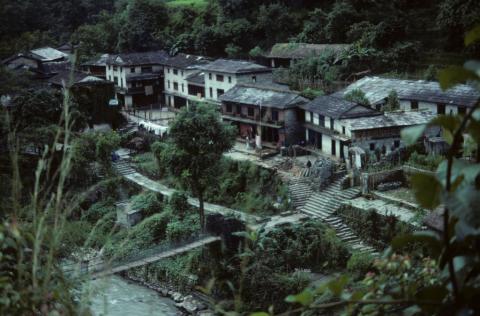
[112,152,262,224]
[299,176,378,255]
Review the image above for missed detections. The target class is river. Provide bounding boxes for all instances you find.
[87,275,181,315]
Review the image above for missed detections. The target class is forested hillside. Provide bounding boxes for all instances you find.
[1,0,479,69]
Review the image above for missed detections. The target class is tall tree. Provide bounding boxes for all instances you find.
[154,104,235,230]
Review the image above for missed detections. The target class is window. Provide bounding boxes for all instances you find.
[130,67,135,73]
[226,104,232,113]
[411,100,418,110]
[209,73,212,80]
[113,66,118,71]
[370,143,375,151]
[217,89,225,96]
[394,140,400,148]
[272,110,278,121]
[209,87,213,98]
[252,76,256,83]
[141,66,152,73]
[330,118,334,130]
[342,126,346,134]
[437,103,446,115]
[173,69,178,75]
[305,111,311,122]
[174,82,178,91]
[319,115,325,127]
[248,107,254,117]
[167,68,170,73]
[181,70,184,76]
[228,76,232,83]
[216,74,224,82]
[181,83,184,92]
[236,105,241,114]
[458,107,466,115]
[167,80,170,89]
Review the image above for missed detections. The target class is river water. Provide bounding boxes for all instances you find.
[87,276,180,316]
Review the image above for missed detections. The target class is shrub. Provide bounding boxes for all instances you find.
[130,191,163,217]
[347,252,374,279]
[168,191,190,218]
[407,151,443,171]
[82,199,116,223]
[165,214,200,241]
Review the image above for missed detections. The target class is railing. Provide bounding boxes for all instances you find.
[62,233,219,277]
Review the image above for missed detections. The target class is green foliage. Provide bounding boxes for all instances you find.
[95,130,120,167]
[406,151,444,171]
[0,222,77,314]
[165,213,200,241]
[157,103,235,228]
[345,89,370,106]
[131,152,160,178]
[300,88,324,100]
[347,252,374,279]
[384,90,400,112]
[130,191,163,217]
[337,205,414,249]
[82,199,116,223]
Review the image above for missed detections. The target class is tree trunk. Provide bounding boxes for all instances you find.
[198,190,205,232]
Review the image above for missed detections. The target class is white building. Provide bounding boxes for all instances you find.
[105,51,168,108]
[199,59,272,103]
[300,95,437,160]
[336,76,480,115]
[162,53,211,110]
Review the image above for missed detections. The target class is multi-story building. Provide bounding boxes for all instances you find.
[300,95,437,160]
[219,84,308,148]
[105,51,168,108]
[200,59,272,103]
[162,53,211,109]
[81,54,109,79]
[336,76,480,115]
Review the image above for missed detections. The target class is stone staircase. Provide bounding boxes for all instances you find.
[300,177,378,254]
[113,159,136,176]
[288,177,313,209]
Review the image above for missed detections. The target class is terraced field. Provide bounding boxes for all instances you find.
[165,0,207,8]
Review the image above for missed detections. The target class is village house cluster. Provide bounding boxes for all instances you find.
[3,44,479,167]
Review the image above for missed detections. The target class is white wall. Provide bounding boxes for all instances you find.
[204,72,271,102]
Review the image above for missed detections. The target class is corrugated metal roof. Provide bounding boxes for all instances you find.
[30,47,68,61]
[337,76,480,107]
[300,95,381,119]
[220,85,307,109]
[341,110,436,131]
[200,59,270,74]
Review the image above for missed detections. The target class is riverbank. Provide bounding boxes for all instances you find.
[121,273,214,316]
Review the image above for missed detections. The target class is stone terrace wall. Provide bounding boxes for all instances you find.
[360,167,405,194]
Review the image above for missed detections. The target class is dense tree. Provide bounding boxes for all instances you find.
[154,103,235,229]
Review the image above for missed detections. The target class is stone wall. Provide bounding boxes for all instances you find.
[360,167,405,194]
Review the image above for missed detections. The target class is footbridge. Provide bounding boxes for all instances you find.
[63,234,220,278]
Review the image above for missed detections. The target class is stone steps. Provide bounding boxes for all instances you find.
[113,160,136,175]
[299,175,376,255]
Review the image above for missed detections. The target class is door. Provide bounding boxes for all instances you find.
[331,139,336,156]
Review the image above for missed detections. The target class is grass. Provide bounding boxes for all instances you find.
[165,0,207,8]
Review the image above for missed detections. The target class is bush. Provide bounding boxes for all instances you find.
[130,191,163,217]
[168,191,190,218]
[407,151,443,171]
[165,214,200,241]
[82,199,116,223]
[347,252,374,279]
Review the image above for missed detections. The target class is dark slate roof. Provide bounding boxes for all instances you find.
[300,96,381,119]
[185,71,205,85]
[342,110,436,131]
[107,50,169,66]
[56,43,79,53]
[163,53,211,69]
[219,84,307,109]
[265,43,351,59]
[49,70,110,87]
[337,76,480,107]
[82,54,109,67]
[200,59,270,74]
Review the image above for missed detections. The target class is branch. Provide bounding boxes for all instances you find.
[444,101,480,303]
